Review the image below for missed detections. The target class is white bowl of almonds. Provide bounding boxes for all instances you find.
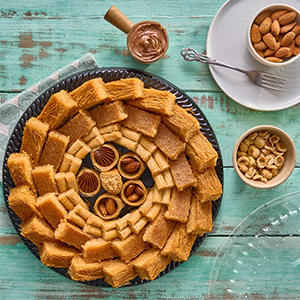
[233,125,296,189]
[247,4,300,66]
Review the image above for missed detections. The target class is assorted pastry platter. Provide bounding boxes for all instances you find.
[2,68,223,287]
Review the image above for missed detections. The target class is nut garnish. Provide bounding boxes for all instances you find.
[121,157,140,174]
[237,130,287,183]
[99,198,117,216]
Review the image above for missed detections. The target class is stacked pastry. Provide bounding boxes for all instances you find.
[7,77,222,288]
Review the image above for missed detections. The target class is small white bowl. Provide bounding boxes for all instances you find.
[233,125,297,189]
[247,4,300,67]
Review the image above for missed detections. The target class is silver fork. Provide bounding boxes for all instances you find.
[181,47,285,92]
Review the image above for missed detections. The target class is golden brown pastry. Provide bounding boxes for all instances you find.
[38,130,70,172]
[89,101,128,128]
[21,215,56,247]
[39,241,80,268]
[186,191,213,236]
[82,238,118,263]
[121,104,161,138]
[163,104,200,142]
[20,117,49,167]
[126,88,176,116]
[54,219,94,250]
[36,193,68,228]
[164,187,192,223]
[168,153,196,191]
[58,109,96,146]
[133,247,171,281]
[162,222,197,262]
[32,164,58,196]
[7,152,36,193]
[100,168,122,195]
[69,78,108,109]
[37,90,78,131]
[68,254,107,281]
[105,78,144,101]
[8,185,42,221]
[152,123,186,160]
[186,130,218,172]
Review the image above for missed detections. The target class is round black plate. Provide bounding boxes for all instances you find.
[2,67,223,287]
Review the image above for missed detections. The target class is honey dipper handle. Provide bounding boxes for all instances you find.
[104,6,134,34]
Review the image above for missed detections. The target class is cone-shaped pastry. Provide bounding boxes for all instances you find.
[76,168,101,197]
[90,143,119,172]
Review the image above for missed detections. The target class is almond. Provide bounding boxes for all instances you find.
[271,19,280,36]
[278,11,297,26]
[295,35,300,47]
[250,24,261,43]
[264,42,280,56]
[265,57,283,63]
[263,33,276,49]
[255,10,273,25]
[281,31,296,47]
[274,47,290,58]
[294,46,300,56]
[255,49,265,58]
[292,25,300,35]
[284,41,295,58]
[260,17,272,34]
[271,9,288,21]
[280,21,297,35]
[254,41,267,51]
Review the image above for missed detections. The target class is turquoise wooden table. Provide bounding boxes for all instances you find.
[0,0,299,299]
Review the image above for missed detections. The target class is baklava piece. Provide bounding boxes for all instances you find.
[54,219,94,250]
[121,104,161,138]
[169,152,196,191]
[191,164,222,203]
[89,101,128,128]
[68,254,107,281]
[163,104,200,142]
[82,238,118,263]
[69,78,108,109]
[39,241,80,268]
[112,228,150,263]
[186,130,218,171]
[20,117,49,167]
[67,204,93,228]
[143,205,176,249]
[152,123,186,160]
[8,185,42,221]
[100,168,123,195]
[105,78,144,101]
[162,222,197,262]
[38,130,70,172]
[103,259,138,288]
[127,88,176,116]
[164,187,192,223]
[77,168,101,197]
[37,90,78,130]
[133,248,171,281]
[32,164,58,196]
[7,152,36,193]
[186,192,213,236]
[21,215,56,247]
[58,109,96,146]
[36,193,68,228]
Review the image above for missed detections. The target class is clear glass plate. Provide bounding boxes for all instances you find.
[208,192,300,299]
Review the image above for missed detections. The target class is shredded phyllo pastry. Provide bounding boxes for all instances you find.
[7,77,222,288]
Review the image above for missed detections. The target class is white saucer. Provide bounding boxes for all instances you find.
[206,0,300,111]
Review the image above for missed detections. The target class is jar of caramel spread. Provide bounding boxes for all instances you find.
[127,21,169,63]
[104,6,169,63]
